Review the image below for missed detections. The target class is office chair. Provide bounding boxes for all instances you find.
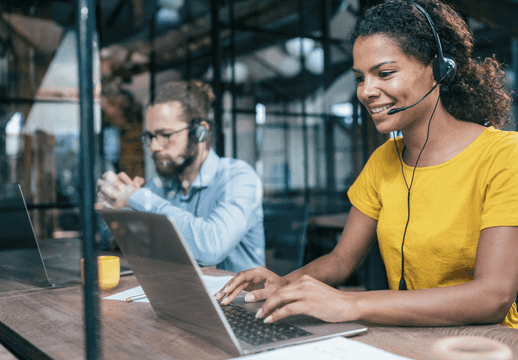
[263,203,309,276]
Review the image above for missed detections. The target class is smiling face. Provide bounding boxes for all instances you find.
[352,34,438,134]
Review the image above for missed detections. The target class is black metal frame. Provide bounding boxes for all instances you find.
[207,0,350,194]
[77,0,100,359]
[137,0,352,195]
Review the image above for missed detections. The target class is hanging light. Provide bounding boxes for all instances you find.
[156,8,180,25]
[223,61,249,83]
[285,37,315,58]
[306,47,324,75]
[205,62,249,83]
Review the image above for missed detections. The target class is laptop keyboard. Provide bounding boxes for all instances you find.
[221,303,313,346]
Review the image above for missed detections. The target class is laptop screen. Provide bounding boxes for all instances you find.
[0,183,51,290]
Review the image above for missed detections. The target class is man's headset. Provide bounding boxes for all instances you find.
[186,80,211,144]
[189,119,209,143]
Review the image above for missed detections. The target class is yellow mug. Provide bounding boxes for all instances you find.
[80,256,120,290]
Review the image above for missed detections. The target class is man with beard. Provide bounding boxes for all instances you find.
[96,80,265,272]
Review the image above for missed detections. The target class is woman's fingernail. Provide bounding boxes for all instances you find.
[223,286,229,293]
[221,294,229,304]
[264,316,272,323]
[255,308,263,318]
[245,293,255,302]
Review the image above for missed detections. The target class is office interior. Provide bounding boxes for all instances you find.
[0,0,517,358]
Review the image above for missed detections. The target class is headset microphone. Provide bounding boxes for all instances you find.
[387,65,453,115]
[387,81,442,115]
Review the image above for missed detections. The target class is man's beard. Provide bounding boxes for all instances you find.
[153,142,198,179]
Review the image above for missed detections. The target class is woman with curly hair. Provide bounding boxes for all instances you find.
[216,0,518,328]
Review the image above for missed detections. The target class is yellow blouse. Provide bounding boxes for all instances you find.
[348,127,518,328]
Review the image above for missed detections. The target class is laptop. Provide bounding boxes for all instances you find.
[0,183,54,289]
[100,208,368,356]
[0,183,114,289]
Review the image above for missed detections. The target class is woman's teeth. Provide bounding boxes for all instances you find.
[371,104,394,114]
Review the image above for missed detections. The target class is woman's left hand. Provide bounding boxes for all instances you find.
[256,275,361,324]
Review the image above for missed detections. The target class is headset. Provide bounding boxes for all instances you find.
[186,79,211,144]
[187,118,209,216]
[184,81,213,217]
[395,2,457,290]
[413,2,457,84]
[388,2,457,115]
[189,119,209,143]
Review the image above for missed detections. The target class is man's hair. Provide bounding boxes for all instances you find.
[152,80,216,145]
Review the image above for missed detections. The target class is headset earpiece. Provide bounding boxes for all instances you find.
[411,2,457,84]
[189,119,209,143]
[433,54,456,83]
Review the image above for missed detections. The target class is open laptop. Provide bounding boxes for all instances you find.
[1,184,83,288]
[0,183,55,289]
[100,208,368,356]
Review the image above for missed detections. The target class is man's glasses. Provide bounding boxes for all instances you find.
[141,127,189,147]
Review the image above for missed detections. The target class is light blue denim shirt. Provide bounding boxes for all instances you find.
[128,149,265,272]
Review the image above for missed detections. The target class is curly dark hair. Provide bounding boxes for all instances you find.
[350,0,513,128]
[153,80,216,145]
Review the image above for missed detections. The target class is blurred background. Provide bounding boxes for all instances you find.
[1,0,517,286]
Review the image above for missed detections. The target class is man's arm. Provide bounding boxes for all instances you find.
[129,169,262,266]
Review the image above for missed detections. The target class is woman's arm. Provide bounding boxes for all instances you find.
[258,226,518,326]
[216,206,377,304]
[354,226,518,325]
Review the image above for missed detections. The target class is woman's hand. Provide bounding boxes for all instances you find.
[256,275,361,324]
[215,266,289,305]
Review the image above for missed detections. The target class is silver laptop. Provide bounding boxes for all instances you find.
[0,183,52,289]
[100,209,368,356]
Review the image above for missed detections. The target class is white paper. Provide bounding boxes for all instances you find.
[103,285,148,302]
[203,275,235,297]
[233,336,412,360]
[103,275,235,303]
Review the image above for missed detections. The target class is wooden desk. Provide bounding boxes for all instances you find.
[307,212,349,230]
[0,270,517,360]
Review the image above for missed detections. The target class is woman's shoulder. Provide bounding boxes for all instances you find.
[475,127,518,170]
[480,127,518,153]
[484,126,518,139]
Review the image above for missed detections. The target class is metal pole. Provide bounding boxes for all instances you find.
[321,0,332,89]
[321,0,335,191]
[298,0,309,199]
[211,0,224,156]
[186,0,192,79]
[149,6,156,104]
[77,0,100,359]
[230,0,237,158]
[284,102,290,191]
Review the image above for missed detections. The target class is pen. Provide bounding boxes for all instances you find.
[126,294,147,302]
